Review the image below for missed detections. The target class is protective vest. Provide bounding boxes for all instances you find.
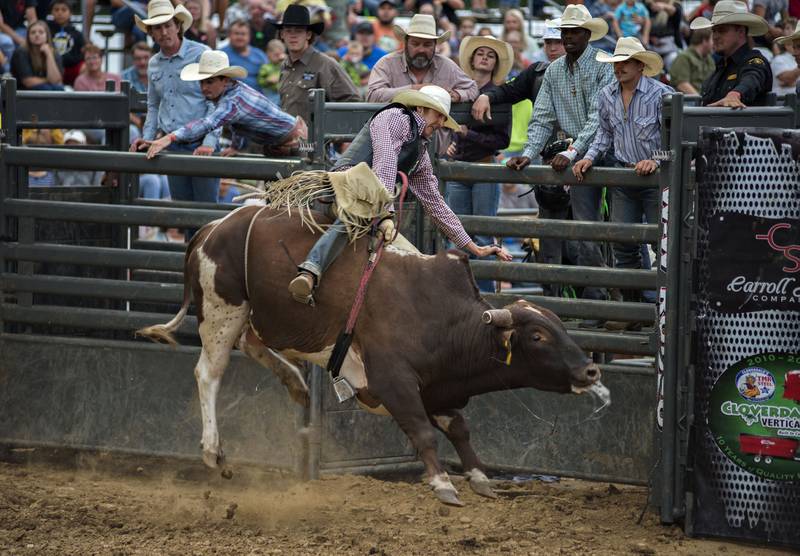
[332,103,424,177]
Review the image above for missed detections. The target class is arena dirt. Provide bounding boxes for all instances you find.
[0,455,793,555]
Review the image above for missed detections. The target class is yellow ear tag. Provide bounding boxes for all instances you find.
[503,338,512,366]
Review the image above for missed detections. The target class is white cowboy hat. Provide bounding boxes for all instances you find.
[775,21,800,45]
[547,5,608,42]
[393,14,451,45]
[458,36,514,86]
[596,37,664,77]
[392,85,460,132]
[541,18,562,41]
[689,1,768,37]
[135,0,193,34]
[180,50,248,81]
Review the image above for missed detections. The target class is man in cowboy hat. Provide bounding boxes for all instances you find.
[366,14,478,104]
[142,50,307,160]
[287,85,512,304]
[572,37,673,328]
[272,4,360,125]
[690,0,772,107]
[129,0,220,218]
[775,20,800,95]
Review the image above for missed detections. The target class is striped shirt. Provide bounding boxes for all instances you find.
[522,45,615,160]
[338,107,472,248]
[172,81,297,149]
[584,76,674,165]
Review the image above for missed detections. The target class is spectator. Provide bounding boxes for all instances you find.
[477,26,494,38]
[691,1,773,107]
[572,37,673,328]
[505,30,531,78]
[670,29,715,94]
[341,40,370,94]
[54,129,104,185]
[686,0,718,22]
[73,43,122,91]
[218,177,241,203]
[23,128,58,186]
[502,8,536,61]
[449,15,475,53]
[110,0,148,45]
[752,0,789,45]
[122,41,152,93]
[373,0,400,52]
[0,0,36,47]
[222,19,269,89]
[404,0,462,27]
[502,6,615,320]
[184,0,218,48]
[448,36,513,292]
[774,19,800,94]
[645,0,683,69]
[337,21,387,69]
[11,20,64,90]
[144,50,307,158]
[272,4,360,124]
[47,0,84,86]
[257,38,285,104]
[247,0,277,50]
[129,0,220,225]
[614,0,651,45]
[531,19,566,64]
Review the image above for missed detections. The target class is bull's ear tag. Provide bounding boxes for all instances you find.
[503,338,512,366]
[332,376,356,402]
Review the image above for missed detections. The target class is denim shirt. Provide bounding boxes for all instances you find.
[143,38,219,149]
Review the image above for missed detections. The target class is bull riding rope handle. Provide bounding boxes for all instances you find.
[328,172,410,402]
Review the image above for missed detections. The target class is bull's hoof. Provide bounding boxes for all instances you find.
[435,488,465,507]
[202,448,225,469]
[468,479,497,499]
[220,468,234,480]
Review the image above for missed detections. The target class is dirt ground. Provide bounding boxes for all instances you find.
[0,451,793,556]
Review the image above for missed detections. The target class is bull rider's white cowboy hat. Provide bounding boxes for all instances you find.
[547,5,608,42]
[180,50,248,81]
[135,0,193,34]
[392,85,461,132]
[596,37,664,77]
[394,14,451,44]
[458,36,514,86]
[689,1,768,37]
[775,21,800,45]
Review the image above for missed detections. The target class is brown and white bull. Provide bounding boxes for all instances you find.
[137,206,608,506]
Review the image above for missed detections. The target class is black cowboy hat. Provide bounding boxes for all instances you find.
[270,4,325,35]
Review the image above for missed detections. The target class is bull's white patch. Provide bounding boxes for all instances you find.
[281,345,334,368]
[433,414,454,432]
[465,468,490,484]
[429,472,457,492]
[446,253,461,260]
[385,245,431,259]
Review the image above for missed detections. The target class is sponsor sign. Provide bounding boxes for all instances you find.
[708,353,800,481]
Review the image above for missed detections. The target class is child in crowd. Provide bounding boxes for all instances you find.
[257,39,286,105]
[22,128,59,186]
[614,0,651,44]
[341,40,370,94]
[47,0,85,86]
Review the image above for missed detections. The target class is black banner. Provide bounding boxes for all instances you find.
[708,212,800,313]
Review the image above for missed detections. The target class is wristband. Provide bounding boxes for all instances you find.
[558,147,578,162]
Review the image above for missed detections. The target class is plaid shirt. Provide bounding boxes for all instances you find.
[338,107,472,248]
[172,81,297,149]
[522,45,615,160]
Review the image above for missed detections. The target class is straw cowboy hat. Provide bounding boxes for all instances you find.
[690,1,768,37]
[547,5,608,42]
[596,37,664,77]
[135,0,193,34]
[459,36,514,85]
[393,85,461,132]
[775,21,800,45]
[270,4,325,35]
[328,162,393,221]
[394,14,451,44]
[180,50,247,81]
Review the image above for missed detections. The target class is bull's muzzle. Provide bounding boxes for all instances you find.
[570,363,602,393]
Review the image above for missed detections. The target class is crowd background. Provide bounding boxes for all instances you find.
[2,0,799,299]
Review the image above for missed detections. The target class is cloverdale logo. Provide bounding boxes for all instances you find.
[721,400,800,429]
[755,222,800,273]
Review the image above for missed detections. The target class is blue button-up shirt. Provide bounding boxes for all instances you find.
[522,45,615,160]
[173,80,297,149]
[143,38,219,149]
[585,76,674,165]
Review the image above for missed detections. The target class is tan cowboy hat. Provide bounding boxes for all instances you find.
[393,14,451,44]
[775,21,800,45]
[596,37,664,77]
[135,0,192,34]
[690,1,768,37]
[328,162,393,220]
[393,85,460,132]
[458,36,514,86]
[180,50,247,81]
[547,5,608,42]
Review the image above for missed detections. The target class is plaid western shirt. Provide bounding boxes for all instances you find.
[337,107,472,248]
[522,45,615,160]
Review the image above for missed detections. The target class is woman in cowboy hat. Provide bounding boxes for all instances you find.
[572,37,673,329]
[690,0,772,107]
[143,50,306,160]
[775,20,800,96]
[129,0,220,227]
[444,36,513,292]
[287,84,512,304]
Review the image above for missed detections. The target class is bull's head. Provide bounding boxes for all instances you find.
[482,301,607,400]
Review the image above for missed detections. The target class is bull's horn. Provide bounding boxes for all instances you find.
[482,309,513,327]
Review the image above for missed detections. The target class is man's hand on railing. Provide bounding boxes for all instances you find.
[471,94,491,122]
[221,147,239,157]
[634,160,658,176]
[193,146,213,156]
[572,158,592,182]
[506,156,530,171]
[129,138,148,153]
